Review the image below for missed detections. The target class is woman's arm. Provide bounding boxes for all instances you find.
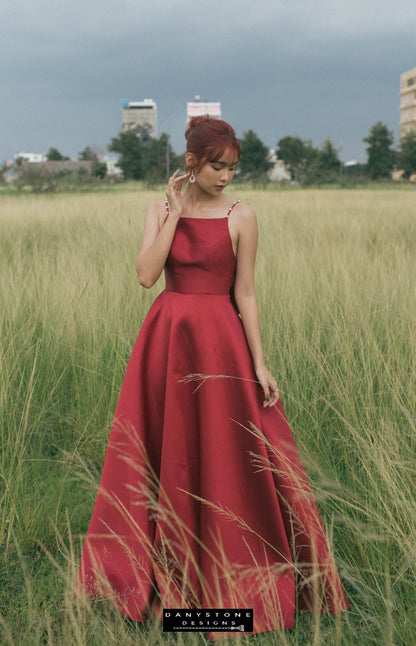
[233,205,280,408]
[136,171,187,288]
[136,202,180,287]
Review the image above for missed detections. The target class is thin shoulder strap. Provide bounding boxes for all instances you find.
[226,200,240,218]
[163,198,170,223]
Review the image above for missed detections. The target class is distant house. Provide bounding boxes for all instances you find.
[100,155,123,177]
[14,152,46,163]
[267,149,291,182]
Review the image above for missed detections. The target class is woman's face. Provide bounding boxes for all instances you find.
[193,149,239,196]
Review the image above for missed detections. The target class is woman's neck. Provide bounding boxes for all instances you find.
[182,184,226,213]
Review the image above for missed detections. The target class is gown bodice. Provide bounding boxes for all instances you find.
[164,218,236,295]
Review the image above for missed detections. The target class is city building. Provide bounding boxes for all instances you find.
[186,96,221,123]
[121,99,157,143]
[400,66,416,136]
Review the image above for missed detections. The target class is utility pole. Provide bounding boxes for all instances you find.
[166,135,170,180]
[338,139,343,178]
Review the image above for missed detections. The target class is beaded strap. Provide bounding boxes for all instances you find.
[164,198,240,219]
[226,200,240,217]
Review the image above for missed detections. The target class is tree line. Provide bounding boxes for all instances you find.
[241,122,416,184]
[107,121,416,184]
[33,137,181,186]
[5,121,416,187]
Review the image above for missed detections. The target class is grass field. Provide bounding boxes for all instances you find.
[1,186,416,645]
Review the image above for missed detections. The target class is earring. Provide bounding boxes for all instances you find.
[189,169,196,183]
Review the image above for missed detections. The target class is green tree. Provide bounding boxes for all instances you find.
[276,136,317,182]
[78,146,107,179]
[238,130,273,181]
[108,131,144,180]
[318,138,340,173]
[142,133,179,185]
[363,122,396,180]
[78,146,98,162]
[398,129,416,179]
[304,138,340,185]
[0,162,7,184]
[93,161,107,180]
[46,147,69,161]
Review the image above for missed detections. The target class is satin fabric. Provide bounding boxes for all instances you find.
[76,212,349,639]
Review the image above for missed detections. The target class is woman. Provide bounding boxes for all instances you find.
[77,116,349,639]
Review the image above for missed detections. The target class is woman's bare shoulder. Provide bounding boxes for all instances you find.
[146,200,166,216]
[145,200,167,227]
[232,201,257,230]
[234,201,256,216]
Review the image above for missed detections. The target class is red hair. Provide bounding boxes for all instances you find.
[185,115,240,169]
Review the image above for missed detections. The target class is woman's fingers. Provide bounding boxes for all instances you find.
[164,171,191,219]
[269,386,280,406]
[175,172,189,185]
[169,170,188,185]
[256,366,280,408]
[166,171,189,200]
[261,382,270,407]
[174,174,189,189]
[261,381,280,408]
[261,381,271,407]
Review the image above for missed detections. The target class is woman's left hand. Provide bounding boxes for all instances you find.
[255,364,280,408]
[165,169,189,217]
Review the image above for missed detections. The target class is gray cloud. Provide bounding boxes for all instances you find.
[1,0,415,162]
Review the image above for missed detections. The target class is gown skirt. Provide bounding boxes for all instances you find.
[76,209,349,639]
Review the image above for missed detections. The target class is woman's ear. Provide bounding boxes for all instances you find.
[185,152,197,169]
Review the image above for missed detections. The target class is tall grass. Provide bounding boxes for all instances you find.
[1,187,416,644]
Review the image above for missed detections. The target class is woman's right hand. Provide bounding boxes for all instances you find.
[165,170,189,218]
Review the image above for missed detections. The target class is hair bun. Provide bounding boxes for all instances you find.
[184,116,240,169]
[185,115,212,141]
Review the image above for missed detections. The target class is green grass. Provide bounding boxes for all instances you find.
[1,187,416,645]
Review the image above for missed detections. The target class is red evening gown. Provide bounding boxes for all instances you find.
[76,201,349,639]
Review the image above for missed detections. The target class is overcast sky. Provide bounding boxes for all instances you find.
[1,0,415,163]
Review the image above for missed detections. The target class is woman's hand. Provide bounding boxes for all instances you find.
[165,170,189,218]
[255,364,280,408]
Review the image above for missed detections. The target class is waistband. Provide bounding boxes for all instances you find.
[165,288,231,296]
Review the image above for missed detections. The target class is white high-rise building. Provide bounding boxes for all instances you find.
[186,96,221,123]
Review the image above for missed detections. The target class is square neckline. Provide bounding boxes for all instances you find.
[165,199,240,220]
[180,216,229,220]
